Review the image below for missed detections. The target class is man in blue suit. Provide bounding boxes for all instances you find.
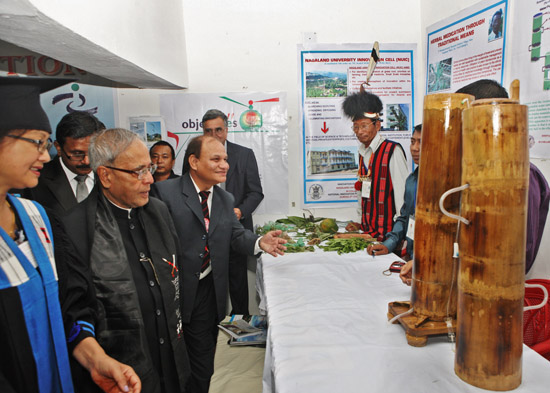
[202,109,264,315]
[152,135,283,393]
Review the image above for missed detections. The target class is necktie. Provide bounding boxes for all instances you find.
[75,175,88,203]
[199,191,211,273]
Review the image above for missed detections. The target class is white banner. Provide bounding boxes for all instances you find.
[510,0,550,158]
[159,92,288,215]
[298,43,418,208]
[426,0,508,93]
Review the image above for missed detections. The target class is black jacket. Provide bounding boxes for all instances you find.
[60,188,190,392]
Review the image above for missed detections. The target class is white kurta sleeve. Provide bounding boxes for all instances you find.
[389,147,409,219]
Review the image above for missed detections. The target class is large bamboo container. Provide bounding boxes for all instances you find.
[455,98,528,391]
[412,93,474,320]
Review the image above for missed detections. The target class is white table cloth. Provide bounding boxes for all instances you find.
[259,250,550,393]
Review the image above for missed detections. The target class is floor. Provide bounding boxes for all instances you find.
[209,330,265,393]
[209,262,265,392]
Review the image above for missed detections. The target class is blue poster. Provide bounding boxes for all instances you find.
[40,82,116,139]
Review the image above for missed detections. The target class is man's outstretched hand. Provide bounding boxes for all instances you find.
[259,230,287,257]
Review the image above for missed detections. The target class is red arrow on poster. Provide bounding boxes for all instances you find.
[321,122,329,133]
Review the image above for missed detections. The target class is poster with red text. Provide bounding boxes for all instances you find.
[298,43,418,207]
[426,0,508,93]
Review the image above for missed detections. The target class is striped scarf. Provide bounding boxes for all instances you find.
[0,195,74,393]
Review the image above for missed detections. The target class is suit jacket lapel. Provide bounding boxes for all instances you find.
[182,174,207,231]
[208,187,222,234]
[226,141,236,186]
[45,158,78,211]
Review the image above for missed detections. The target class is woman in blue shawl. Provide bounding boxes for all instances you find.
[0,77,140,393]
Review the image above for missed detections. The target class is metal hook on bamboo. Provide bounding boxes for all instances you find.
[524,283,549,311]
[439,184,470,225]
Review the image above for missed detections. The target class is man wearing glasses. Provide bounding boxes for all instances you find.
[342,91,408,241]
[22,111,104,215]
[60,128,191,393]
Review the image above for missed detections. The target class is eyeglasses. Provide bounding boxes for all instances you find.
[351,121,378,133]
[61,147,87,162]
[104,164,157,180]
[7,134,53,152]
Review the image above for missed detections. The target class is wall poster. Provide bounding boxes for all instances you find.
[426,0,508,93]
[298,43,417,207]
[510,0,550,158]
[159,92,288,215]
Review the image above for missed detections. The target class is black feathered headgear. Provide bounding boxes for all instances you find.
[342,91,383,122]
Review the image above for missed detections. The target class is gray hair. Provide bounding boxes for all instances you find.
[89,128,140,171]
[202,109,228,127]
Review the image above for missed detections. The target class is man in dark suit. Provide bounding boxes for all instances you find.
[202,109,264,315]
[152,135,284,393]
[23,111,104,215]
[60,128,192,393]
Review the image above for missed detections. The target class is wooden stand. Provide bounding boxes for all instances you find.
[387,301,456,347]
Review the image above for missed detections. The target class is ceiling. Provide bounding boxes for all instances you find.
[0,1,186,89]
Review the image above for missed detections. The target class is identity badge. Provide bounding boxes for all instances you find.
[362,180,372,198]
[407,216,415,240]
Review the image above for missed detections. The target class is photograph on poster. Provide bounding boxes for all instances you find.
[385,104,410,131]
[427,58,452,92]
[488,9,504,42]
[306,146,358,176]
[129,121,146,141]
[129,116,166,147]
[146,121,162,143]
[306,71,347,97]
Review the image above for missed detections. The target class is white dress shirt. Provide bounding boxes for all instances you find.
[59,158,95,198]
[190,176,261,280]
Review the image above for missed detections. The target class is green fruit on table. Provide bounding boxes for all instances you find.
[319,218,338,234]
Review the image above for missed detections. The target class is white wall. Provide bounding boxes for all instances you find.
[116,0,549,279]
[118,0,423,224]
